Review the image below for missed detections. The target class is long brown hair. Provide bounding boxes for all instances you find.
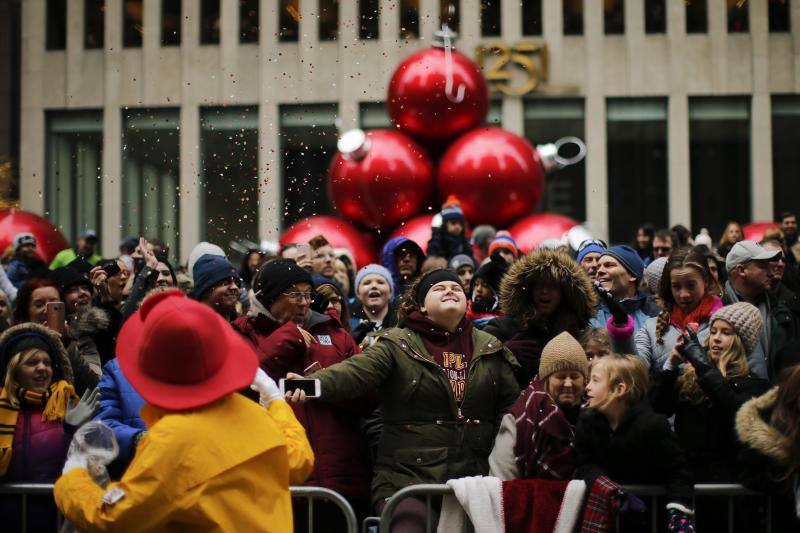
[655,248,713,344]
[770,365,800,476]
[718,221,743,246]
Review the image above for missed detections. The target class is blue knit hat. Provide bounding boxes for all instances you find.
[441,203,465,223]
[601,245,645,281]
[355,264,394,298]
[577,242,606,263]
[191,254,240,299]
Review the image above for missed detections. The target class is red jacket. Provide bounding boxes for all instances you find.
[233,310,372,501]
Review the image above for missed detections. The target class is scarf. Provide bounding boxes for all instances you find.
[670,294,722,330]
[0,380,76,476]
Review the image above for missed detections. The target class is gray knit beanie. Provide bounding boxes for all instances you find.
[709,302,764,355]
[538,331,589,381]
[355,264,394,299]
[645,256,668,295]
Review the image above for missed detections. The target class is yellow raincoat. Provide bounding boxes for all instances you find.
[54,395,314,532]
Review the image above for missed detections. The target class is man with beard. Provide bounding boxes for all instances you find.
[467,253,508,328]
[780,212,800,266]
[380,237,425,299]
[191,254,241,321]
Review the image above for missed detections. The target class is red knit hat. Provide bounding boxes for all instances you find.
[117,290,258,411]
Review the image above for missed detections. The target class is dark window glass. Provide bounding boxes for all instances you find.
[319,0,339,41]
[480,0,501,36]
[728,0,749,32]
[769,0,790,32]
[522,0,542,36]
[689,97,750,239]
[85,0,105,49]
[123,0,143,48]
[400,0,420,38]
[122,109,181,263]
[200,107,259,244]
[240,0,258,43]
[161,0,181,46]
[645,0,666,33]
[279,0,299,42]
[201,0,220,44]
[606,99,668,244]
[772,96,800,217]
[686,0,707,33]
[524,99,586,225]
[440,0,460,33]
[46,0,67,50]
[360,0,379,39]
[279,104,339,228]
[604,0,624,34]
[563,0,583,35]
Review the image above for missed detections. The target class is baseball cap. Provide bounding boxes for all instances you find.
[79,230,98,242]
[13,233,36,251]
[725,240,781,272]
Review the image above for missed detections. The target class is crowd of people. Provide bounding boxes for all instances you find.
[0,203,799,532]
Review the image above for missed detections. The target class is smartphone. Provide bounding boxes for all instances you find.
[296,243,311,258]
[279,378,321,398]
[686,322,699,334]
[102,262,121,278]
[46,302,65,335]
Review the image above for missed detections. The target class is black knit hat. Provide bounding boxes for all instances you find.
[253,259,313,308]
[472,252,509,294]
[51,266,93,294]
[0,330,64,381]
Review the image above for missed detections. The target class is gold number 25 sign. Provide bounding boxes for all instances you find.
[475,43,549,96]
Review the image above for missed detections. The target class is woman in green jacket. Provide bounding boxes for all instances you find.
[288,269,520,531]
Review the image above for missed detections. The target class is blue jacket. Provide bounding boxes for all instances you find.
[590,291,660,334]
[95,359,146,466]
[380,237,425,298]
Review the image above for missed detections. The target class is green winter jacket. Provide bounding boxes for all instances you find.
[312,325,521,503]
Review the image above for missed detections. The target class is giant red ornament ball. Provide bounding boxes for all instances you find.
[329,130,434,230]
[0,209,70,264]
[743,221,779,243]
[509,213,578,254]
[386,214,435,254]
[280,215,376,268]
[437,127,545,227]
[387,46,488,145]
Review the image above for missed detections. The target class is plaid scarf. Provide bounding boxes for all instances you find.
[0,380,76,476]
[580,475,624,532]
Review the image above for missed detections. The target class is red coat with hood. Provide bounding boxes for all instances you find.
[233,308,372,502]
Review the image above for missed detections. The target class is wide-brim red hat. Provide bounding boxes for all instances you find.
[117,290,258,411]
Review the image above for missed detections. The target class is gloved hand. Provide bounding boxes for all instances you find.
[666,503,695,533]
[594,283,628,325]
[250,368,282,406]
[64,388,100,428]
[677,328,713,376]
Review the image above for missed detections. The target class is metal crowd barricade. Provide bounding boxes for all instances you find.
[378,483,774,533]
[0,483,358,533]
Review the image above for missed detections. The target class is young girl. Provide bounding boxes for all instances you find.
[652,302,770,482]
[576,354,694,531]
[580,327,611,367]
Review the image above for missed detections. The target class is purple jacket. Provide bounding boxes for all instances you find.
[4,406,70,483]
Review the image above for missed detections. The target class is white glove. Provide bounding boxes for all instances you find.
[62,452,88,475]
[250,368,282,406]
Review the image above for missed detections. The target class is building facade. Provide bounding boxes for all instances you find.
[19,0,800,261]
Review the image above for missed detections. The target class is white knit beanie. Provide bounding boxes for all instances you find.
[187,242,226,279]
[710,302,764,355]
[645,256,668,295]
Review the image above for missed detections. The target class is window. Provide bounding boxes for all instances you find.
[728,0,748,33]
[400,0,419,39]
[686,0,707,33]
[319,0,339,41]
[46,111,103,243]
[772,96,800,217]
[645,0,666,34]
[122,109,180,262]
[47,0,67,50]
[161,0,181,46]
[279,0,299,42]
[201,0,220,44]
[522,0,542,36]
[563,0,583,35]
[280,104,338,227]
[440,0,460,33]
[480,0,501,37]
[360,0,379,39]
[606,99,668,244]
[200,107,259,244]
[85,0,105,49]
[604,0,624,34]
[524,99,586,224]
[769,0,790,32]
[689,97,751,239]
[123,0,143,48]
[240,0,258,43]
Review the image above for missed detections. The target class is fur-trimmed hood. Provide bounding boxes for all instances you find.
[0,322,74,384]
[735,387,793,467]
[69,306,110,339]
[499,249,597,331]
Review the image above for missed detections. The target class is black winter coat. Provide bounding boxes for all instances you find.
[426,227,473,261]
[651,366,770,482]
[483,316,553,390]
[575,400,693,500]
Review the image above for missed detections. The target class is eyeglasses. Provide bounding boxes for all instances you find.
[283,291,314,302]
[654,246,672,253]
[578,239,607,252]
